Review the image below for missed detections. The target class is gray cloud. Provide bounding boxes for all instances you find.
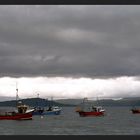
[0,5,140,77]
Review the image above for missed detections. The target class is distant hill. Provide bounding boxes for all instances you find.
[0,98,76,107]
[56,98,84,105]
[94,97,140,107]
[1,97,140,107]
[56,97,140,107]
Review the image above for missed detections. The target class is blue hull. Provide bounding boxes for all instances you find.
[32,110,61,115]
[42,110,61,115]
[32,111,43,115]
[32,106,62,115]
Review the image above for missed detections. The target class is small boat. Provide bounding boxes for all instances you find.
[42,106,62,115]
[32,95,62,115]
[131,107,140,114]
[0,84,34,120]
[32,93,45,115]
[33,107,44,115]
[75,98,105,117]
[77,106,105,117]
[43,97,62,115]
[0,103,34,120]
[33,106,62,115]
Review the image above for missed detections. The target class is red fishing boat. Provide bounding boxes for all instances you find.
[75,98,105,117]
[131,107,140,114]
[78,106,105,117]
[0,84,34,120]
[0,103,34,120]
[0,113,32,120]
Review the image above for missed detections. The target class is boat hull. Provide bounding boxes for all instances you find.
[42,110,61,115]
[78,111,104,117]
[32,109,44,115]
[0,113,32,120]
[32,108,61,115]
[131,109,140,114]
[32,111,43,115]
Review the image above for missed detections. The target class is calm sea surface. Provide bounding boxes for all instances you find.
[0,106,140,135]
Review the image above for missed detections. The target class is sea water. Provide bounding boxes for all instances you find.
[0,106,140,135]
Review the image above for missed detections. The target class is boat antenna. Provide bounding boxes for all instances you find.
[16,82,19,106]
[82,97,87,110]
[83,97,88,103]
[51,96,53,107]
[37,93,40,107]
[45,98,48,107]
[97,96,100,106]
[37,93,40,99]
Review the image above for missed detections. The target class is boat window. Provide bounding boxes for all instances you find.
[47,106,52,111]
[18,106,27,113]
[92,107,97,112]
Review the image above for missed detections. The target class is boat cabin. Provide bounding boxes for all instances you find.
[17,105,28,114]
[46,106,61,111]
[52,106,60,110]
[91,106,104,112]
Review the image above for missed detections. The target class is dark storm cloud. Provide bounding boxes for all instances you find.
[0,5,140,77]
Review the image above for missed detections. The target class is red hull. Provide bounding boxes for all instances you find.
[79,111,104,117]
[0,113,32,120]
[131,109,140,114]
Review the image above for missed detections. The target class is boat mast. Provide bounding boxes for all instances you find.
[16,82,19,106]
[96,96,99,106]
[37,93,39,107]
[51,96,53,107]
[82,97,87,111]
[37,93,39,99]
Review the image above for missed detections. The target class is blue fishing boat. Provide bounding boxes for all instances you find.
[32,107,44,115]
[42,106,62,115]
[33,106,61,115]
[32,93,45,115]
[32,95,62,115]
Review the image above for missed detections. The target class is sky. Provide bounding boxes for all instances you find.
[0,5,140,99]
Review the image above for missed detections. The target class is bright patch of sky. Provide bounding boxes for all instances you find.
[0,76,140,99]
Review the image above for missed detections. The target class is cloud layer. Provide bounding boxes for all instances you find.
[0,6,140,77]
[1,6,140,98]
[0,76,140,99]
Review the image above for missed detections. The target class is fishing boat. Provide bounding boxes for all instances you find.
[33,107,44,115]
[33,106,61,115]
[77,106,105,117]
[42,106,61,115]
[0,104,34,120]
[131,107,140,114]
[32,93,45,115]
[42,97,62,115]
[0,84,34,120]
[75,97,105,117]
[32,96,62,115]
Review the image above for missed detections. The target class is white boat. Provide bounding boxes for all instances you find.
[42,106,62,115]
